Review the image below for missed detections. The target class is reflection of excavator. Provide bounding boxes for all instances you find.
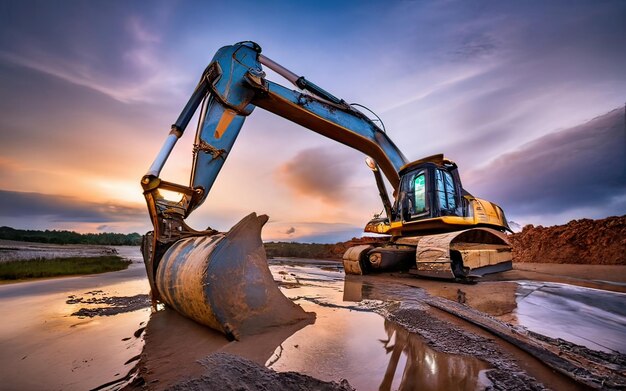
[140,42,512,338]
[379,319,489,390]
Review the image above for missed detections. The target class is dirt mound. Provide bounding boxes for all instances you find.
[510,215,626,265]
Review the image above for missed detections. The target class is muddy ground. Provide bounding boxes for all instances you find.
[129,258,625,390]
[1,247,625,390]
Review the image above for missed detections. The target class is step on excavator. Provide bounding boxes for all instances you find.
[141,42,512,339]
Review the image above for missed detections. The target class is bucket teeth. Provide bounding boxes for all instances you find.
[155,213,313,339]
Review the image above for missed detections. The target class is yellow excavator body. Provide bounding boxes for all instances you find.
[346,154,513,280]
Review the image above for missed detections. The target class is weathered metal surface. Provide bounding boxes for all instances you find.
[342,245,373,275]
[368,247,415,270]
[414,228,512,279]
[456,244,512,269]
[155,213,311,340]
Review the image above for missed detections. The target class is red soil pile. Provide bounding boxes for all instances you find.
[510,215,625,265]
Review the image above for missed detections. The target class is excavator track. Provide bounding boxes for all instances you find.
[343,228,512,280]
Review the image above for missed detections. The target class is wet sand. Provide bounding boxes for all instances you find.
[0,247,150,390]
[1,248,625,390]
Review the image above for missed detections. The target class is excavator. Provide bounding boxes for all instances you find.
[140,42,512,339]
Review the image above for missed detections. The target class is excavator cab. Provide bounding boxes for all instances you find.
[394,156,464,224]
[364,154,510,237]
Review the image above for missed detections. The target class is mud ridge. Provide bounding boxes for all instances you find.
[167,352,355,391]
[67,293,151,317]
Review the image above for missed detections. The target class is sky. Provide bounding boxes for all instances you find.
[0,0,624,242]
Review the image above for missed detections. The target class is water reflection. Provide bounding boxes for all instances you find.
[514,281,626,353]
[136,306,315,388]
[344,276,519,323]
[379,320,490,390]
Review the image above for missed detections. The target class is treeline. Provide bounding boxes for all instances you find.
[264,242,335,259]
[0,226,142,245]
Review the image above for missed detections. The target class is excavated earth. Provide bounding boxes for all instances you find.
[509,215,625,265]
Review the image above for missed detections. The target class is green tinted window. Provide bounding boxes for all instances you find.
[436,169,456,211]
[413,173,426,214]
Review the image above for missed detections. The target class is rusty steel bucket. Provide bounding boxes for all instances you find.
[154,213,311,340]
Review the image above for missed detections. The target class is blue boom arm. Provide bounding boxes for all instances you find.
[141,42,408,235]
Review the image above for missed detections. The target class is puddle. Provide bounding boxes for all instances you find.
[267,301,491,390]
[348,270,626,355]
[268,263,491,390]
[513,281,626,353]
[2,247,624,390]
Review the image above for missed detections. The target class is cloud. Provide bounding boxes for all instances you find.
[450,32,498,61]
[0,3,186,104]
[377,1,626,168]
[264,221,365,243]
[0,190,146,223]
[465,106,626,221]
[276,146,361,204]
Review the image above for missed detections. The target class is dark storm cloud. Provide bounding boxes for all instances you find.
[466,107,626,217]
[276,146,361,204]
[0,0,183,104]
[0,190,145,223]
[383,1,626,169]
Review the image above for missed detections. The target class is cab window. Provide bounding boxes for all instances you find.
[435,169,456,211]
[413,172,427,214]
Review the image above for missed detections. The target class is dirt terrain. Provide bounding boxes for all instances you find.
[1,219,625,390]
[510,215,625,264]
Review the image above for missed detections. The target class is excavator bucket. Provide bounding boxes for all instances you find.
[151,213,311,340]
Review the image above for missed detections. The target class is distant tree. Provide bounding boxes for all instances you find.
[0,226,142,245]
